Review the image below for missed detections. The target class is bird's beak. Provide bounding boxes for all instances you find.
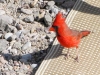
[49,27,55,31]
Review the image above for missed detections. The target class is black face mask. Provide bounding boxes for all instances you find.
[52,26,60,36]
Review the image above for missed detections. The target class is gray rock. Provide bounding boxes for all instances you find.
[3,54,12,60]
[47,1,55,6]
[44,13,52,26]
[21,8,33,15]
[19,59,27,63]
[0,10,5,15]
[0,39,8,51]
[0,15,13,24]
[23,15,34,23]
[31,63,37,69]
[21,54,32,61]
[62,1,75,8]
[16,23,23,30]
[51,6,59,14]
[7,25,17,33]
[0,0,5,3]
[4,33,13,41]
[22,42,31,50]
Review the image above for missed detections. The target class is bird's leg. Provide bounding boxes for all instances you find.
[74,47,79,62]
[64,49,70,59]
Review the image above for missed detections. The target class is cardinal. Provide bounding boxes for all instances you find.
[49,11,91,62]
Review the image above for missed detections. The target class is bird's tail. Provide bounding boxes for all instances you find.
[81,31,91,38]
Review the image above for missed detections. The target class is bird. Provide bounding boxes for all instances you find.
[49,11,91,62]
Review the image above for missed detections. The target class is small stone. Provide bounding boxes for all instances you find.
[47,1,55,6]
[21,54,32,61]
[3,54,12,60]
[4,33,13,41]
[0,39,8,51]
[0,56,8,64]
[23,15,34,23]
[5,25,17,33]
[0,15,13,24]
[21,8,33,15]
[62,1,75,8]
[0,10,5,15]
[44,13,52,26]
[22,42,31,50]
[19,59,27,63]
[31,64,37,69]
[16,23,23,30]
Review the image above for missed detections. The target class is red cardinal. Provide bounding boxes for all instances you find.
[49,11,91,62]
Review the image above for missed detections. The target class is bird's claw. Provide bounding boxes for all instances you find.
[64,53,69,60]
[74,56,79,62]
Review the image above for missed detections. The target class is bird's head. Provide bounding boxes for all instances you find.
[49,11,66,32]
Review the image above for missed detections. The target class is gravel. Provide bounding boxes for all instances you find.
[0,0,76,75]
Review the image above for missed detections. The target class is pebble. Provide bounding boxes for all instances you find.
[4,33,13,41]
[21,54,32,61]
[23,15,34,23]
[31,63,37,69]
[44,13,52,26]
[0,15,13,24]
[0,9,5,15]
[47,1,55,6]
[21,8,33,15]
[0,39,8,51]
[22,41,31,50]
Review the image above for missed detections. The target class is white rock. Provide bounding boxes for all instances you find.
[22,42,31,50]
[4,33,13,40]
[31,64,37,69]
[0,10,5,15]
[21,8,33,15]
[0,15,13,24]
[47,1,55,6]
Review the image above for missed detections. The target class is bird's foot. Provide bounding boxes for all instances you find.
[64,53,70,60]
[74,56,79,62]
